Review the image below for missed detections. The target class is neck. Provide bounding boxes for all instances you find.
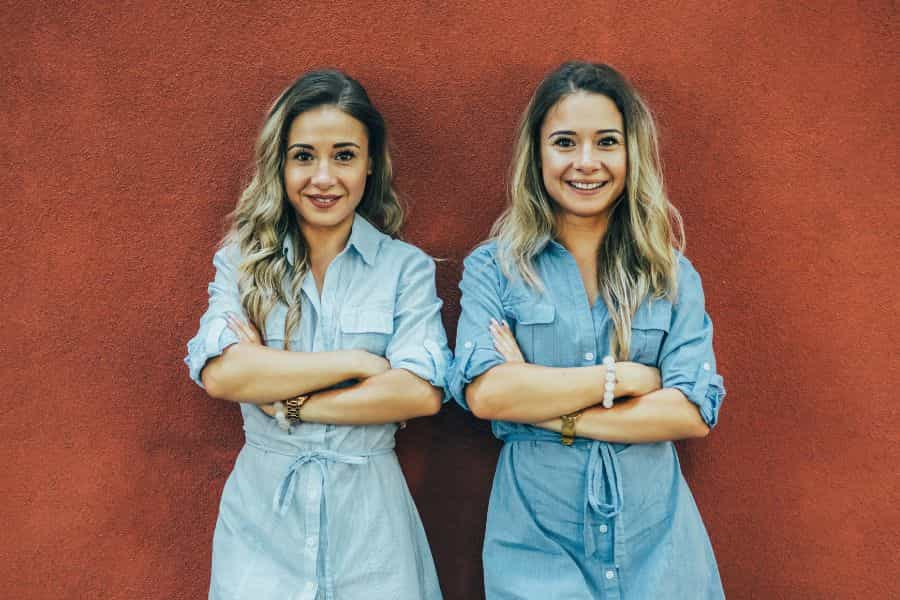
[555,211,609,257]
[299,218,354,269]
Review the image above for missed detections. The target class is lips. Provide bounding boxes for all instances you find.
[305,194,341,209]
[567,180,608,190]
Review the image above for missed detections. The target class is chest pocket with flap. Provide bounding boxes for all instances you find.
[506,302,558,365]
[629,301,672,366]
[340,305,394,356]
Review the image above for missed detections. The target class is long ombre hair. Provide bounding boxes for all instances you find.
[225,70,403,347]
[491,61,684,358]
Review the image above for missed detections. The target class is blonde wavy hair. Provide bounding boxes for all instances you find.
[491,61,685,359]
[224,70,403,347]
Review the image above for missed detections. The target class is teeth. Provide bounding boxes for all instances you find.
[569,181,605,190]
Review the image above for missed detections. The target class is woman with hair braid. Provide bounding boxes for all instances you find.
[185,69,448,600]
[449,61,727,598]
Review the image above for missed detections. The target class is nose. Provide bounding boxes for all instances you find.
[574,145,600,174]
[311,161,335,189]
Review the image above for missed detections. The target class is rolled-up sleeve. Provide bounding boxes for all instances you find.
[659,257,726,428]
[184,245,243,389]
[448,245,507,410]
[385,250,453,399]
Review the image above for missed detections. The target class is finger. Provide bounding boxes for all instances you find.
[493,338,517,361]
[242,317,262,344]
[496,331,524,362]
[495,326,516,347]
[229,313,257,343]
[225,313,246,340]
[489,318,500,335]
[489,325,510,349]
[233,314,254,340]
[495,324,519,349]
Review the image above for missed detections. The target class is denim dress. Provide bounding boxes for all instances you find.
[449,240,727,600]
[185,214,450,600]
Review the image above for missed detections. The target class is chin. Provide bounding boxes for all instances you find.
[301,212,354,229]
[557,198,618,219]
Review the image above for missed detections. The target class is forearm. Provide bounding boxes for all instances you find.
[299,368,442,425]
[466,362,647,423]
[534,387,710,443]
[201,343,365,404]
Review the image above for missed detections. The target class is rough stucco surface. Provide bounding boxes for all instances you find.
[2,2,897,598]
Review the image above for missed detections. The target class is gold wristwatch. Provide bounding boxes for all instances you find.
[560,410,583,446]
[285,394,309,423]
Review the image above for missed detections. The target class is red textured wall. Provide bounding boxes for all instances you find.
[3,2,897,598]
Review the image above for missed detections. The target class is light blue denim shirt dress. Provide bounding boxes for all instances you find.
[449,240,726,600]
[185,214,450,600]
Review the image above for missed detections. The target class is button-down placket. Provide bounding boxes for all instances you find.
[267,444,394,600]
[553,243,601,366]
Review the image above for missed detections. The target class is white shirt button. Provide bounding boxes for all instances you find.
[605,570,616,580]
[584,352,594,361]
[464,341,473,349]
[306,536,316,547]
[703,362,711,371]
[599,524,609,533]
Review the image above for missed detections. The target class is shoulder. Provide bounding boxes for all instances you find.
[211,241,243,271]
[462,241,500,271]
[378,237,438,273]
[380,237,433,263]
[459,241,515,297]
[673,251,706,302]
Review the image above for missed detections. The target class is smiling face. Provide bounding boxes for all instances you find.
[283,105,371,235]
[539,92,627,226]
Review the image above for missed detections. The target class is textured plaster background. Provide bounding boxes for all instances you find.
[2,1,898,598]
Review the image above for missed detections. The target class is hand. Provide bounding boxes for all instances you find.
[616,361,661,397]
[490,319,525,363]
[227,312,263,345]
[349,349,391,379]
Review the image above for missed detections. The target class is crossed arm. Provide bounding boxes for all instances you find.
[466,320,709,442]
[201,313,442,425]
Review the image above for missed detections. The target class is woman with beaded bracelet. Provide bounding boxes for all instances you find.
[185,70,449,600]
[449,61,727,598]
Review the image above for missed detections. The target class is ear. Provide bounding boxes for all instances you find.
[367,157,373,175]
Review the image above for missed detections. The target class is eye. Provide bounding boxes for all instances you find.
[334,150,356,162]
[598,136,621,147]
[551,137,575,149]
[293,150,314,162]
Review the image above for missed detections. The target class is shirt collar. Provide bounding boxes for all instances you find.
[533,234,566,256]
[345,213,382,266]
[281,212,383,267]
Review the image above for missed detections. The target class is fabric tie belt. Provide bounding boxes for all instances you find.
[245,434,394,600]
[504,435,624,559]
[584,440,623,557]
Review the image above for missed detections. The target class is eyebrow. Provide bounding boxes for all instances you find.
[547,129,624,138]
[287,142,362,151]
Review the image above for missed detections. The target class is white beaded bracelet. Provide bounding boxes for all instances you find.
[273,401,291,431]
[602,355,616,409]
